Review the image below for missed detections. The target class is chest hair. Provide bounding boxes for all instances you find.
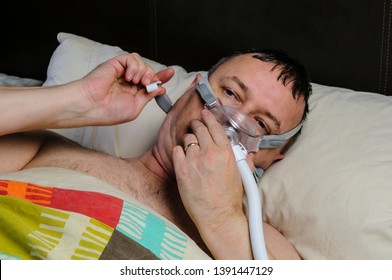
[24,138,208,253]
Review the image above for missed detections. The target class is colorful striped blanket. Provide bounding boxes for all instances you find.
[0,168,210,260]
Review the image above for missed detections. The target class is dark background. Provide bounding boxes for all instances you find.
[1,0,391,95]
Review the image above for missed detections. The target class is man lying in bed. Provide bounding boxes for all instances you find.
[0,50,311,259]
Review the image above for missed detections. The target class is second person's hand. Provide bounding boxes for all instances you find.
[78,52,175,125]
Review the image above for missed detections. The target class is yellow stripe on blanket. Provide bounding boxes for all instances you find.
[0,196,112,260]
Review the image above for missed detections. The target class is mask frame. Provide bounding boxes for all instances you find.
[196,75,303,150]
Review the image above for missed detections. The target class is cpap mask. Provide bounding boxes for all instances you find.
[195,75,303,152]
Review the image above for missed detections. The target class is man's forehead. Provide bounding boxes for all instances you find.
[217,54,276,76]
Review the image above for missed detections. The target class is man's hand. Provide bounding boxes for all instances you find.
[173,109,253,259]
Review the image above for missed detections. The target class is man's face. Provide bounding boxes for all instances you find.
[162,53,305,170]
[208,54,305,169]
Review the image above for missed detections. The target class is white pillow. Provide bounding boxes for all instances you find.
[45,33,392,259]
[260,84,392,259]
[45,32,203,157]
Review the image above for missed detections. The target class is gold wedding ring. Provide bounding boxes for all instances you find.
[184,142,199,153]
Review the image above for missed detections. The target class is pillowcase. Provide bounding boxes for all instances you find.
[260,84,392,259]
[44,33,392,259]
[45,32,203,157]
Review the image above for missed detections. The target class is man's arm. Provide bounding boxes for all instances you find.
[196,217,301,260]
[0,131,48,174]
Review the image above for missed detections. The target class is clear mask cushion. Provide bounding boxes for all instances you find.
[208,101,264,152]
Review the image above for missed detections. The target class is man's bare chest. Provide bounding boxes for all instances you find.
[23,140,208,254]
[24,144,178,218]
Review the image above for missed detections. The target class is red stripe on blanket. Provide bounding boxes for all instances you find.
[0,179,123,228]
[50,188,123,228]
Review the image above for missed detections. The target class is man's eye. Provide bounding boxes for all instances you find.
[257,119,269,134]
[224,89,237,98]
[222,88,241,105]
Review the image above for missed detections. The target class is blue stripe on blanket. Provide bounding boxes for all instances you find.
[116,200,188,260]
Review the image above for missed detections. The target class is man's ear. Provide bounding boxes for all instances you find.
[274,153,284,162]
[184,73,203,91]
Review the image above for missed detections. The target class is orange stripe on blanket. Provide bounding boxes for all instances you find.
[0,180,53,205]
[0,179,123,228]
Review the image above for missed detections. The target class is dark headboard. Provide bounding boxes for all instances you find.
[1,0,391,95]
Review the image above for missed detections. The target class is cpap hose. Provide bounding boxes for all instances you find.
[232,144,269,260]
